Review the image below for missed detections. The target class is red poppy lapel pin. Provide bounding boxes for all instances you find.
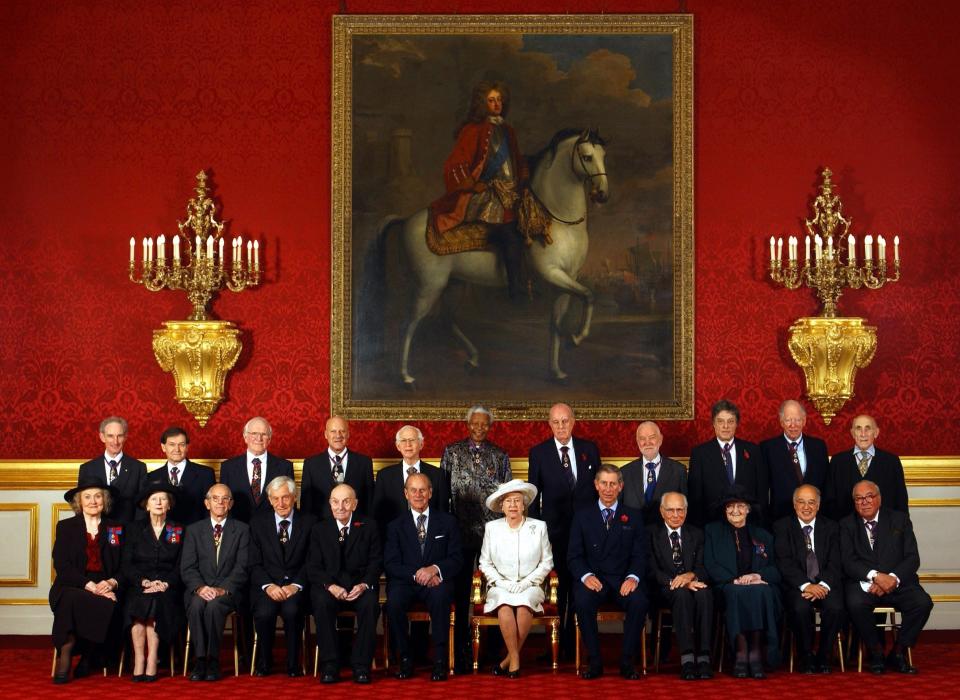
[620,514,629,523]
[743,449,750,460]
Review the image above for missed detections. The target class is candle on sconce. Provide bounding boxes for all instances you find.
[130,237,135,264]
[142,237,148,263]
[894,235,900,261]
[805,235,811,263]
[815,234,823,262]
[206,235,214,260]
[195,235,201,258]
[777,237,783,261]
[147,238,154,264]
[253,240,259,267]
[826,236,833,258]
[769,236,775,263]
[218,237,224,262]
[237,236,244,267]
[246,240,252,268]
[847,234,855,263]
[878,235,886,261]
[173,235,180,262]
[158,234,165,261]
[864,235,873,261]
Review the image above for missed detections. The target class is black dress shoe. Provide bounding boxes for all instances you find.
[431,663,448,681]
[205,665,222,681]
[252,667,270,677]
[581,666,604,680]
[396,657,414,680]
[353,669,371,684]
[143,674,158,682]
[680,662,698,680]
[188,660,207,682]
[492,662,509,677]
[620,664,641,680]
[132,674,145,682]
[52,672,69,685]
[732,661,748,679]
[507,668,520,679]
[868,653,886,674]
[321,665,339,683]
[697,660,714,679]
[887,652,918,674]
[749,661,766,679]
[287,668,304,677]
[73,657,90,679]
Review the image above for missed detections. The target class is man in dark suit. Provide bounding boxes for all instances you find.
[688,399,767,527]
[383,472,462,682]
[220,417,294,524]
[827,414,909,521]
[840,479,932,674]
[301,415,375,519]
[761,400,830,523]
[372,425,449,540]
[308,483,382,684]
[646,490,713,680]
[569,464,647,680]
[528,402,601,656]
[773,484,843,674]
[77,416,146,524]
[146,427,216,525]
[180,483,250,681]
[621,421,688,525]
[248,476,315,677]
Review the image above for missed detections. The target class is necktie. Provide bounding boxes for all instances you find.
[802,524,820,580]
[108,459,119,483]
[169,465,179,486]
[670,531,683,572]
[251,457,262,503]
[602,507,613,530]
[339,526,348,544]
[213,523,223,546]
[416,513,427,553]
[560,446,576,489]
[407,466,417,479]
[644,462,657,504]
[858,451,872,478]
[789,441,803,483]
[865,519,877,549]
[723,442,734,484]
[332,453,344,482]
[279,519,290,545]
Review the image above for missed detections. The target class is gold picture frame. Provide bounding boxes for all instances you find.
[331,14,694,420]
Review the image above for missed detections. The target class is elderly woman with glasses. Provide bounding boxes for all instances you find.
[478,480,553,678]
[704,485,781,679]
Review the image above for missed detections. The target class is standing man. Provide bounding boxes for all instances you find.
[77,416,146,523]
[687,400,767,527]
[308,483,382,685]
[621,421,688,525]
[146,427,215,525]
[827,414,909,521]
[180,483,250,681]
[840,480,932,674]
[373,425,449,540]
[528,402,601,657]
[220,417,294,524]
[773,485,843,674]
[761,400,830,522]
[430,80,529,299]
[568,465,648,680]
[383,473,463,682]
[248,476,315,678]
[646,491,713,680]
[439,405,512,672]
[301,415,375,519]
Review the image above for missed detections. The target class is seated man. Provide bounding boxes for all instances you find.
[248,476,315,677]
[773,484,843,674]
[383,472,463,682]
[646,491,713,680]
[308,483,382,684]
[180,483,249,681]
[840,480,933,674]
[569,464,648,680]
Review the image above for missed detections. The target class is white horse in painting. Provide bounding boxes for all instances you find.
[372,128,608,385]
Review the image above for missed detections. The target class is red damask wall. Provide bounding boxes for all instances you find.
[2,0,958,461]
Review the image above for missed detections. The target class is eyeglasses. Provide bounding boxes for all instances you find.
[725,503,748,512]
[245,432,270,439]
[853,493,878,503]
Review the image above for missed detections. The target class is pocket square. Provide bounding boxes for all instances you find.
[434,534,446,539]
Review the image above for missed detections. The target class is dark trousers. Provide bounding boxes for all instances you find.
[573,575,648,667]
[385,581,453,661]
[655,585,713,656]
[844,582,932,651]
[251,589,307,671]
[783,587,844,659]
[487,222,524,297]
[550,535,576,655]
[186,592,238,661]
[312,588,379,671]
[453,548,478,664]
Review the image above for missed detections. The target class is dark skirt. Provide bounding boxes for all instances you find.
[124,587,184,644]
[719,582,781,666]
[51,588,116,648]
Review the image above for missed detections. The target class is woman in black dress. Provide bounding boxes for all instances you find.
[122,482,184,681]
[50,477,123,684]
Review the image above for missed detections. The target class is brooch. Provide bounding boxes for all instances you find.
[107,526,123,547]
[165,525,182,544]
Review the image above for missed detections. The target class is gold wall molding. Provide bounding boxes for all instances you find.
[920,573,960,583]
[931,595,960,603]
[0,598,48,605]
[910,499,960,508]
[0,504,38,586]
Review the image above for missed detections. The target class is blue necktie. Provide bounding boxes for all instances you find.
[644,462,657,504]
[723,443,734,484]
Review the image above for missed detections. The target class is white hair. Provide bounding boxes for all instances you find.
[465,405,494,424]
[243,416,272,436]
[395,425,424,443]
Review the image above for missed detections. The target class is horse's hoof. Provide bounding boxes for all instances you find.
[550,372,569,385]
[464,360,480,375]
[401,377,416,390]
[565,335,582,349]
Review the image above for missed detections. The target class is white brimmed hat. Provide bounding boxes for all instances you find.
[485,479,538,513]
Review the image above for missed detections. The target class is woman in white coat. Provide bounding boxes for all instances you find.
[479,479,554,678]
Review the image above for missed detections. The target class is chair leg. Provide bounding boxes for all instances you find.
[183,627,191,677]
[472,621,480,673]
[641,620,647,675]
[836,632,845,673]
[118,646,125,678]
[653,609,662,672]
[232,615,240,677]
[250,629,258,676]
[51,648,57,678]
[382,616,389,669]
[448,611,455,674]
[789,630,795,672]
[575,616,581,675]
[550,619,559,671]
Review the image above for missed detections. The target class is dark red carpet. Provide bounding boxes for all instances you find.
[7,634,959,699]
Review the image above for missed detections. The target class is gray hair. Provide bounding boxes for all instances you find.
[243,416,272,437]
[778,400,807,419]
[465,405,493,424]
[99,416,128,434]
[852,479,880,497]
[594,463,623,483]
[660,491,688,508]
[792,484,821,502]
[395,425,424,443]
[266,475,296,499]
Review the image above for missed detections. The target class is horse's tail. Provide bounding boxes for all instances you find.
[355,215,405,366]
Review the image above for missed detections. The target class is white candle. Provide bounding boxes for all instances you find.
[157,234,165,260]
[864,235,873,261]
[777,237,783,261]
[878,235,886,261]
[847,234,855,263]
[815,234,823,261]
[173,235,180,262]
[206,235,214,259]
[147,238,153,263]
[193,235,199,257]
[246,240,252,267]
[129,237,135,264]
[805,235,811,262]
[253,240,259,267]
[218,237,224,263]
[827,235,833,258]
[142,237,148,262]
[894,235,900,261]
[769,236,775,263]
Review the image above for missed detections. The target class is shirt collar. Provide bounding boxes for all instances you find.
[783,434,804,445]
[104,451,123,463]
[854,445,876,457]
[274,511,293,527]
[716,438,734,449]
[336,515,353,530]
[328,448,347,460]
[643,455,662,467]
[598,499,618,513]
[411,507,430,522]
[798,517,816,529]
[862,512,880,525]
[554,437,573,451]
[403,460,422,472]
[168,460,186,471]
[210,516,228,528]
[247,450,267,463]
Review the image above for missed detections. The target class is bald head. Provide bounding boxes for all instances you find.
[548,403,575,444]
[329,482,358,523]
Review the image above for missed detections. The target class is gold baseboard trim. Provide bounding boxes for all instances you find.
[911,499,960,508]
[920,573,960,584]
[0,598,47,605]
[932,595,960,603]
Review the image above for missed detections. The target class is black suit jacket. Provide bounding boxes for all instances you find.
[372,461,449,538]
[180,517,250,600]
[645,521,708,588]
[248,508,316,592]
[621,456,688,525]
[761,434,829,522]
[528,436,601,546]
[50,515,124,608]
[306,515,382,591]
[826,448,908,521]
[301,450,375,519]
[688,438,767,527]
[773,515,841,591]
[78,455,147,523]
[568,504,646,582]
[146,461,216,525]
[219,453,294,523]
[839,508,920,587]
[383,509,463,586]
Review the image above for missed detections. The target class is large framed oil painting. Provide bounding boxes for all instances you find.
[331,14,693,420]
